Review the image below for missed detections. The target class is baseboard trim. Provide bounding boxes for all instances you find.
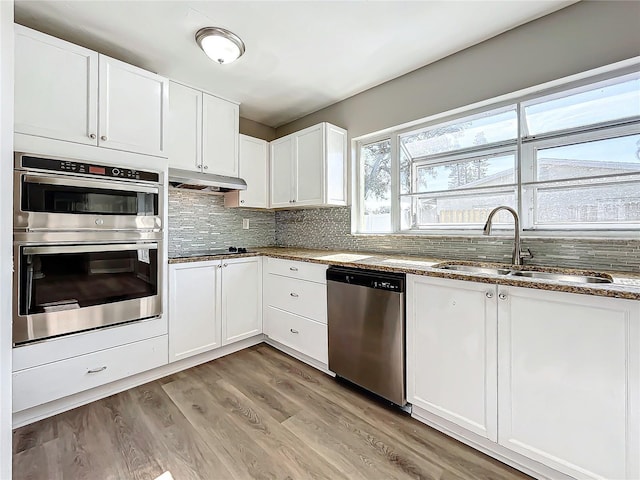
[12,336,264,428]
[410,405,573,480]
[264,338,335,377]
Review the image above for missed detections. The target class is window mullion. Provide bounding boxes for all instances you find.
[390,134,400,233]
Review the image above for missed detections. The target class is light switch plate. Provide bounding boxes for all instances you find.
[242,219,250,229]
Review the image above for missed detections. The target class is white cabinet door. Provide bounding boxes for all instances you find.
[169,262,221,362]
[497,286,640,480]
[294,124,323,205]
[202,93,239,177]
[407,275,498,441]
[168,81,202,172]
[325,123,348,205]
[270,136,294,207]
[221,257,262,345]
[238,135,269,208]
[14,25,98,145]
[98,55,168,157]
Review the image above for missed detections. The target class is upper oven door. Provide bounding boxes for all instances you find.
[14,171,161,231]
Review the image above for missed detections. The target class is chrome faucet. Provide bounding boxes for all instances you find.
[483,206,533,266]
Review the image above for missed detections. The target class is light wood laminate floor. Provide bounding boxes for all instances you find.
[13,345,531,480]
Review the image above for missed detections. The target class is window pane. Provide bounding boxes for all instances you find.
[535,134,640,182]
[413,190,517,227]
[524,75,640,136]
[531,182,640,225]
[415,153,516,193]
[361,139,392,232]
[400,107,517,159]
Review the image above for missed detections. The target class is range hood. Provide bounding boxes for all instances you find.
[168,168,247,193]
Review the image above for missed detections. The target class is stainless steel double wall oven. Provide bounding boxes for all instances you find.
[13,153,164,345]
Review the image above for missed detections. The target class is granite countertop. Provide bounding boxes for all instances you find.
[169,247,640,300]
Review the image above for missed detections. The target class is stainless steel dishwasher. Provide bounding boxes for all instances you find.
[327,266,406,406]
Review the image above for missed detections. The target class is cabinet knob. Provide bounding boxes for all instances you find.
[498,293,507,300]
[223,263,228,267]
[217,264,222,269]
[89,133,96,139]
[290,328,299,334]
[203,165,209,170]
[240,200,245,204]
[87,366,107,374]
[290,292,299,298]
[100,135,107,141]
[486,292,494,299]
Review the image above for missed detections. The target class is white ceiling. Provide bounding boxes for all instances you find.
[14,1,576,128]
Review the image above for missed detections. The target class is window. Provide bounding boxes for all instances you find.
[355,69,640,235]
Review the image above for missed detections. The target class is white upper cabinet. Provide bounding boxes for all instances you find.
[14,25,98,146]
[225,134,269,208]
[168,81,202,172]
[497,286,640,480]
[270,122,347,209]
[407,275,498,441]
[270,135,295,207]
[98,55,168,157]
[167,82,239,177]
[202,93,239,177]
[14,25,168,157]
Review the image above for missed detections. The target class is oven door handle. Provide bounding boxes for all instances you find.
[22,243,158,255]
[22,173,160,194]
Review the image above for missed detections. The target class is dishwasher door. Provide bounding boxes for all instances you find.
[327,267,406,406]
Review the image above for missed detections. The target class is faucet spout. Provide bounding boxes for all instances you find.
[483,206,532,266]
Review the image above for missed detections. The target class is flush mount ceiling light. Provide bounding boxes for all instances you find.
[195,27,245,65]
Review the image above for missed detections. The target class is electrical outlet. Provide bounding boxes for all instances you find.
[242,218,250,229]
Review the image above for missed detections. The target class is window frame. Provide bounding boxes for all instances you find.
[353,63,640,238]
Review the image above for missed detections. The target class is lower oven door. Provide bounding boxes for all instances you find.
[13,241,162,345]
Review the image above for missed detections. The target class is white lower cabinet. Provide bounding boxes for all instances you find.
[263,258,328,366]
[169,261,221,361]
[407,276,497,441]
[407,274,640,480]
[169,257,262,362]
[497,286,640,480]
[13,335,167,412]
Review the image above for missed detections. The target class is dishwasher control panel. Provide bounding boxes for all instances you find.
[326,267,405,292]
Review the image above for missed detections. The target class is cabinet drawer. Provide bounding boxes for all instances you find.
[264,307,327,364]
[265,257,327,284]
[265,273,327,324]
[13,335,168,412]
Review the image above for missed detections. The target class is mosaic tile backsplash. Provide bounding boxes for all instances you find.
[168,189,276,256]
[275,207,640,273]
[169,192,638,272]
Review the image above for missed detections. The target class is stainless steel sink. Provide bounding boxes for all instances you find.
[436,264,511,275]
[434,263,614,284]
[508,270,613,284]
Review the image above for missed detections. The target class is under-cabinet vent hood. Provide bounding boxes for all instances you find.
[168,168,247,193]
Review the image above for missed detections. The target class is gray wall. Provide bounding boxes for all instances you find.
[239,117,276,141]
[168,189,275,257]
[276,1,640,139]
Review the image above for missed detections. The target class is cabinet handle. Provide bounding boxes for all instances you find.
[87,366,107,374]
[486,292,494,299]
[203,165,209,170]
[290,292,299,297]
[289,267,298,271]
[498,293,507,300]
[290,329,299,334]
[89,133,96,139]
[100,135,107,141]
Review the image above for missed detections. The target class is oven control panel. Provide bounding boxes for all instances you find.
[20,155,160,183]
